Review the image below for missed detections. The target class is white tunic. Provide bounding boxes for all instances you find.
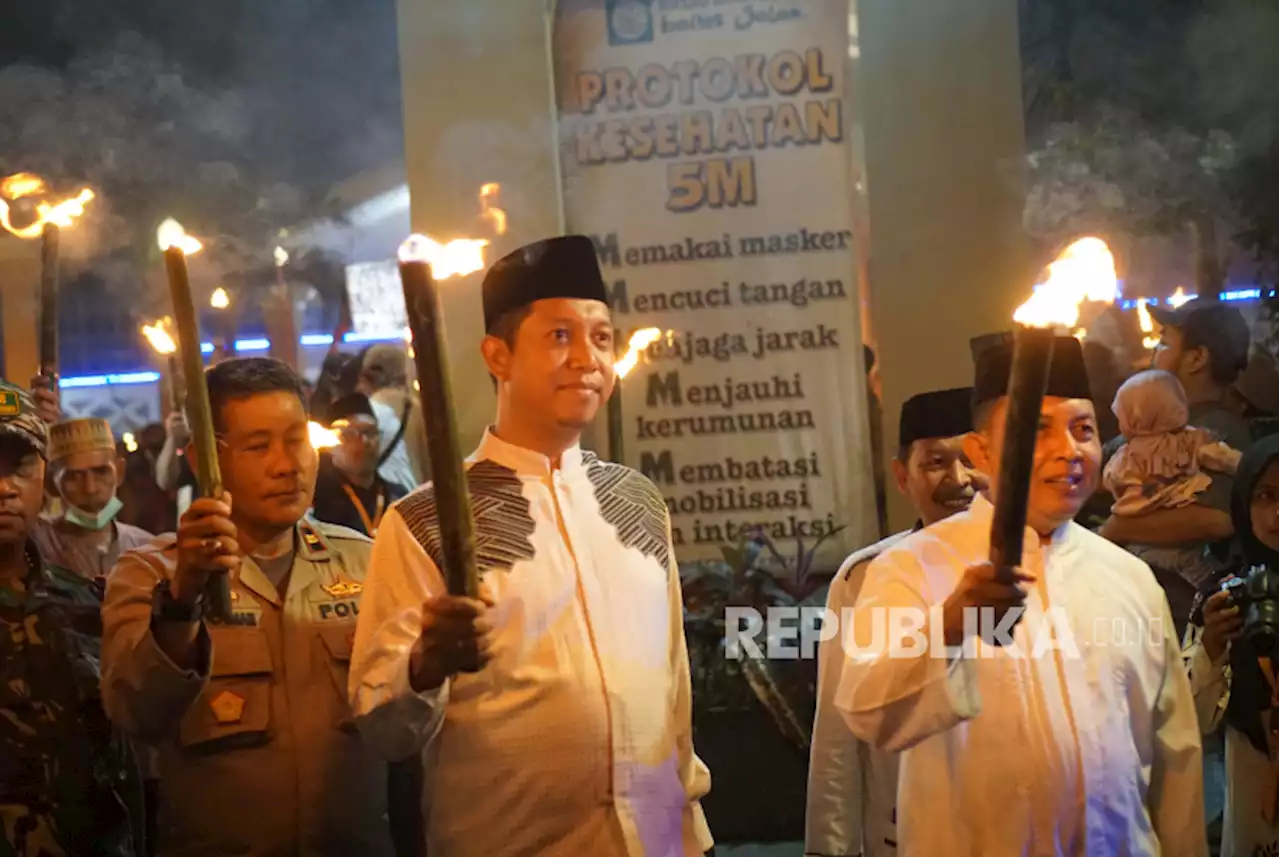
[348,430,712,857]
[835,495,1206,857]
[806,531,908,857]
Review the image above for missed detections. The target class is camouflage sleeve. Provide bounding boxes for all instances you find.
[100,548,212,743]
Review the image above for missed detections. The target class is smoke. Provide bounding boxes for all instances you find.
[0,0,405,323]
[1019,0,1277,284]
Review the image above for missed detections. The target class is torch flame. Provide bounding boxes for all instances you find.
[615,327,663,380]
[122,432,139,454]
[1,173,46,199]
[1168,286,1194,308]
[1012,236,1118,329]
[157,218,203,255]
[141,319,178,355]
[0,172,95,239]
[274,246,289,268]
[397,234,489,279]
[210,287,230,309]
[1135,300,1160,350]
[308,422,341,450]
[479,183,508,236]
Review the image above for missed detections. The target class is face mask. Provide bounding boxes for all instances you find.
[63,495,124,532]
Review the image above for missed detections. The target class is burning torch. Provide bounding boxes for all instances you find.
[209,286,237,361]
[989,237,1117,584]
[397,233,488,599]
[0,173,95,385]
[608,327,662,464]
[141,318,183,413]
[157,217,233,624]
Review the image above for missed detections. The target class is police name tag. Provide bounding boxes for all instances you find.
[318,600,360,621]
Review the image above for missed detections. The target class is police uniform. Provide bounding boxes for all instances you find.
[101,518,396,857]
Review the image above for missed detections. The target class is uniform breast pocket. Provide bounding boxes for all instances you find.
[178,626,273,753]
[316,624,358,731]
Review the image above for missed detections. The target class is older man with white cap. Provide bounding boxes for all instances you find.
[33,417,153,585]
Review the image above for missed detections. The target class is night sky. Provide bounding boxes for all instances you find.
[0,0,405,191]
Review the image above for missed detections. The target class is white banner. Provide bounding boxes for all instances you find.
[345,259,405,336]
[554,0,877,566]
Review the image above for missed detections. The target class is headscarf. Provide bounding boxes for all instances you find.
[1103,370,1214,510]
[1232,434,1279,568]
[1224,434,1278,755]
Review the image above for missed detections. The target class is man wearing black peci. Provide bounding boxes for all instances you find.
[807,386,982,857]
[835,333,1205,856]
[350,235,713,856]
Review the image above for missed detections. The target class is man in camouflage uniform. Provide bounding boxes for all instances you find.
[0,380,142,857]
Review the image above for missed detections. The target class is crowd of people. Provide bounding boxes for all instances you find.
[0,232,1275,857]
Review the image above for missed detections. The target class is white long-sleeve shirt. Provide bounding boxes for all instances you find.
[836,495,1206,857]
[349,430,712,857]
[806,531,908,857]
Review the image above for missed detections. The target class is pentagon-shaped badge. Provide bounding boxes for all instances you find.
[210,690,245,725]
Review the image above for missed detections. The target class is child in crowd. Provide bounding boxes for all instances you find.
[1104,369,1242,589]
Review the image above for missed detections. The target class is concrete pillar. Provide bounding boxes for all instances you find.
[396,0,1031,531]
[395,0,562,450]
[0,241,40,386]
[852,0,1032,531]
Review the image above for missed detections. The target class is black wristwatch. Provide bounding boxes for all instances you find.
[152,579,205,623]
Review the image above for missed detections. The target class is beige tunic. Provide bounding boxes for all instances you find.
[349,430,712,857]
[101,519,395,857]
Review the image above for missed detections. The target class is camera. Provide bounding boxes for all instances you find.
[1221,563,1278,657]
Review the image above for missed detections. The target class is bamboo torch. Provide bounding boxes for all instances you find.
[157,218,233,623]
[397,233,487,599]
[0,174,95,385]
[990,237,1118,584]
[210,287,235,361]
[608,327,662,463]
[38,223,60,383]
[141,318,182,413]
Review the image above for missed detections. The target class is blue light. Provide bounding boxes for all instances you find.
[1220,288,1261,302]
[60,372,160,389]
[70,330,408,389]
[343,330,406,344]
[60,375,109,389]
[110,372,162,385]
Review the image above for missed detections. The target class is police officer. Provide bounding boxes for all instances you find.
[0,380,142,856]
[100,358,401,857]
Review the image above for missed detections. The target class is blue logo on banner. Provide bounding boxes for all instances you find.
[607,0,654,45]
